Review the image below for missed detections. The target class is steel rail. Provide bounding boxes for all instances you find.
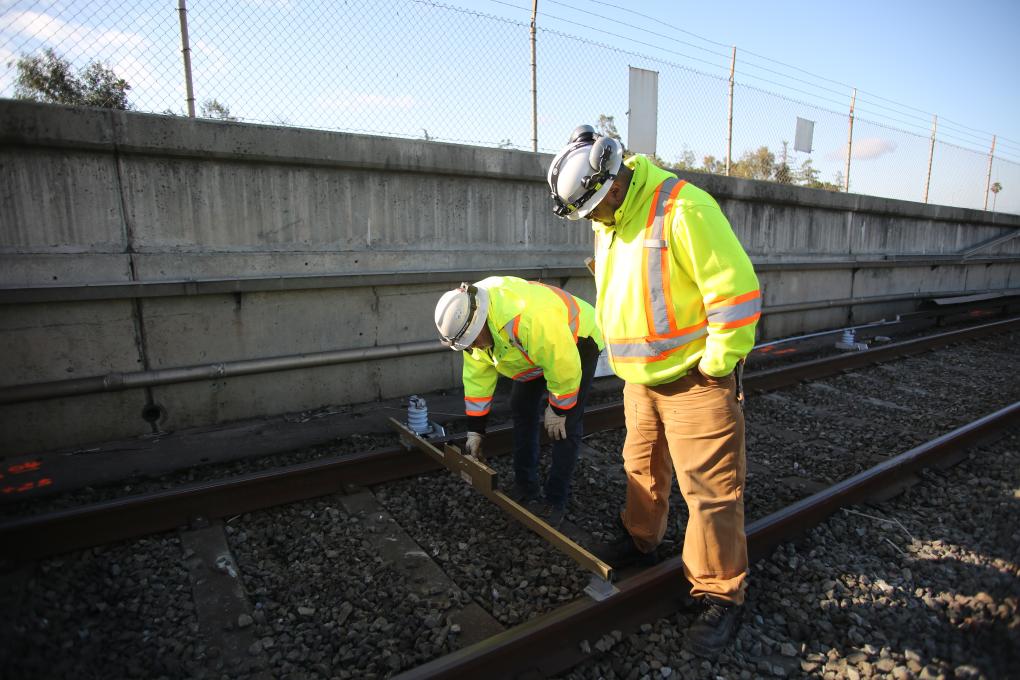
[1,317,1016,561]
[0,406,623,562]
[744,316,1020,394]
[394,401,1020,680]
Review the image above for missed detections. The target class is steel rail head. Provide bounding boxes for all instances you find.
[2,319,1016,560]
[745,316,1020,394]
[395,400,1020,680]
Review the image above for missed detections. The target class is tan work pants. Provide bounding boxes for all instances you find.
[621,371,748,604]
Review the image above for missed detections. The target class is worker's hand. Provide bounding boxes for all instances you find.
[465,431,484,458]
[544,405,568,441]
[697,365,729,382]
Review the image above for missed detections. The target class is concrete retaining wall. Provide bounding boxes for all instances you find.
[2,100,1018,453]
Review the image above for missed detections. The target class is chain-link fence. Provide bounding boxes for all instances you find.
[2,0,1017,215]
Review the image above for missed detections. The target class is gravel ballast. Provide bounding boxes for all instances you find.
[1,331,1016,679]
[563,428,1020,679]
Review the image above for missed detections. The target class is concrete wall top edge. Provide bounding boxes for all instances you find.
[0,99,114,149]
[679,171,1020,228]
[1,99,553,182]
[4,99,1018,228]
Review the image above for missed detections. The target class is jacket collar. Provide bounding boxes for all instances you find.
[607,155,676,231]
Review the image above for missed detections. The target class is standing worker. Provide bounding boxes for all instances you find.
[434,275,604,527]
[547,125,761,657]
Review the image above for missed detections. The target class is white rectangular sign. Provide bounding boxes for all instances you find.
[628,66,659,155]
[794,117,815,153]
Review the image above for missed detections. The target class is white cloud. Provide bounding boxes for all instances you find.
[111,54,156,90]
[826,137,898,162]
[851,137,898,160]
[190,39,232,77]
[2,10,147,58]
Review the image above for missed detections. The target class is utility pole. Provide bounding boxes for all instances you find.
[983,135,996,211]
[530,0,538,152]
[923,114,937,203]
[725,46,735,176]
[844,88,856,193]
[177,0,196,117]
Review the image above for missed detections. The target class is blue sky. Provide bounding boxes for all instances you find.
[1,0,1017,212]
[490,0,1020,159]
[475,0,1020,210]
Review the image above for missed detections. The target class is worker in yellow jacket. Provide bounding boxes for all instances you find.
[548,125,761,658]
[434,276,604,527]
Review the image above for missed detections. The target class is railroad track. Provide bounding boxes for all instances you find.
[1,318,1018,679]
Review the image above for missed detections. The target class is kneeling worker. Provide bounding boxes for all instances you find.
[434,275,604,527]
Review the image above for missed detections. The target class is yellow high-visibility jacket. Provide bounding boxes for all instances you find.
[591,155,760,385]
[462,276,604,417]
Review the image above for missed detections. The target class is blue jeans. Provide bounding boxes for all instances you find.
[511,336,600,507]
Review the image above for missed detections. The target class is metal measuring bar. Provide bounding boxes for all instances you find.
[390,418,614,582]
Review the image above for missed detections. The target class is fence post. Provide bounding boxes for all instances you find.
[983,135,997,211]
[924,114,937,203]
[530,0,539,153]
[725,46,735,176]
[844,88,856,192]
[177,0,196,117]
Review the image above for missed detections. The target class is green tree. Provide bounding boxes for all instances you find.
[990,181,1003,211]
[731,146,777,181]
[774,141,793,184]
[12,48,130,109]
[596,114,623,148]
[656,145,699,173]
[701,155,727,175]
[795,158,822,187]
[200,98,236,121]
[795,159,842,191]
[829,171,845,192]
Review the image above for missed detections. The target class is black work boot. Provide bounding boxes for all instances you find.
[591,533,659,570]
[682,597,744,658]
[508,480,540,504]
[538,501,567,529]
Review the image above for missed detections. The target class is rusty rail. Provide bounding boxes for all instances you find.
[1,317,1016,562]
[394,401,1020,679]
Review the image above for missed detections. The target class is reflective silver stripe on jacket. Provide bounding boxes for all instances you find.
[465,396,492,414]
[548,391,578,409]
[512,367,544,381]
[707,296,762,325]
[503,317,530,359]
[608,325,708,358]
[503,316,544,380]
[641,177,680,337]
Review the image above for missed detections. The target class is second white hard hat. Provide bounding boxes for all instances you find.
[547,124,624,221]
[434,283,490,351]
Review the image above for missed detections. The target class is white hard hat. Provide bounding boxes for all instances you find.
[434,282,490,351]
[547,124,624,221]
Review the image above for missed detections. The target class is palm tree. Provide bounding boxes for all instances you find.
[990,182,1002,211]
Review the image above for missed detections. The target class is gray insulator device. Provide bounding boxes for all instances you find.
[406,395,446,439]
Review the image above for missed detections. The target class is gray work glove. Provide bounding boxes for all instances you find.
[543,405,567,441]
[465,431,484,458]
